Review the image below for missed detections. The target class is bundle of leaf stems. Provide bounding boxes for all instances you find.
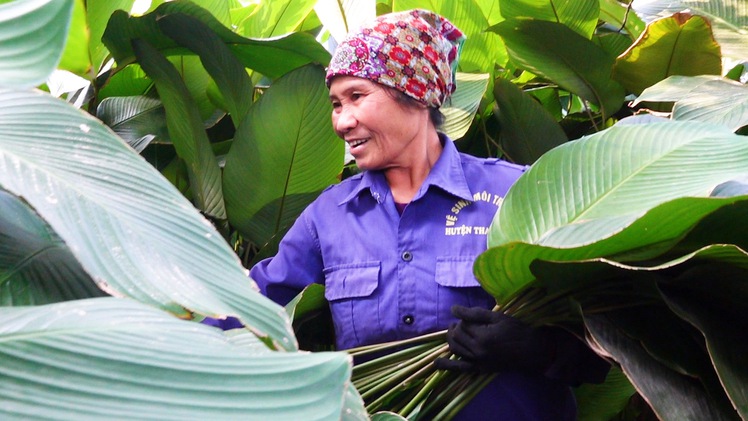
[346,287,573,420]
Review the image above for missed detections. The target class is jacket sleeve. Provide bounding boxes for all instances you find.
[250,209,325,306]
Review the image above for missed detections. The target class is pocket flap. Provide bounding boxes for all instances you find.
[435,257,480,288]
[324,262,380,301]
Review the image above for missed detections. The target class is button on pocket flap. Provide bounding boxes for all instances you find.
[324,262,381,301]
[435,257,480,288]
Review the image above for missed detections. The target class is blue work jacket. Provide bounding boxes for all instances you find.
[250,136,580,420]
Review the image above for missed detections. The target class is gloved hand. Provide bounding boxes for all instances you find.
[434,305,555,374]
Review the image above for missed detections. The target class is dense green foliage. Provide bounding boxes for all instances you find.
[1,0,747,419]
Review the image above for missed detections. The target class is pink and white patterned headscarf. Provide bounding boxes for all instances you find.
[325,9,465,108]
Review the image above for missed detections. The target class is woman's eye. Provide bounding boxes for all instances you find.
[350,93,363,101]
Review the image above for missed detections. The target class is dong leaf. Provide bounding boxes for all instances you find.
[442,72,490,141]
[489,18,625,119]
[102,2,330,80]
[476,121,748,302]
[493,76,568,164]
[0,88,296,350]
[489,122,748,248]
[0,298,353,420]
[613,13,722,95]
[632,0,748,60]
[499,0,600,39]
[585,314,738,420]
[0,189,103,305]
[96,96,167,152]
[157,13,254,127]
[0,0,73,89]
[660,267,748,418]
[133,38,226,220]
[223,64,343,247]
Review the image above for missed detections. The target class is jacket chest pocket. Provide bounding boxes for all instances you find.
[324,261,382,348]
[434,256,496,325]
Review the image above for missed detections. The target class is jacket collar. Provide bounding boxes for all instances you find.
[338,134,474,205]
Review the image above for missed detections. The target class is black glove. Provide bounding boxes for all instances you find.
[434,305,554,374]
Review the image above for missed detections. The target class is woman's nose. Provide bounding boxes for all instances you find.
[334,107,357,133]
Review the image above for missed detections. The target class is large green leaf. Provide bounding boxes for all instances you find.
[314,0,377,43]
[0,88,296,350]
[632,74,724,105]
[660,265,748,419]
[102,1,331,80]
[0,189,103,305]
[0,0,73,89]
[133,38,226,220]
[157,12,254,127]
[57,0,90,76]
[632,0,748,60]
[477,122,748,302]
[575,367,636,421]
[442,72,490,141]
[584,314,739,420]
[599,0,646,40]
[613,13,722,96]
[489,18,625,119]
[672,79,748,131]
[86,0,134,70]
[223,64,343,247]
[240,0,316,38]
[96,96,167,152]
[493,76,568,165]
[489,122,748,248]
[0,298,354,420]
[499,0,600,39]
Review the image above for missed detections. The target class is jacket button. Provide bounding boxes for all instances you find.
[402,315,414,325]
[401,251,413,262]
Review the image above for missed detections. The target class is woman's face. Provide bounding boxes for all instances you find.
[329,76,430,171]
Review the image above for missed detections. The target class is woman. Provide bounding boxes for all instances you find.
[251,9,608,420]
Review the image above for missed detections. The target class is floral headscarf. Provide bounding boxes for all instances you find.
[325,9,465,108]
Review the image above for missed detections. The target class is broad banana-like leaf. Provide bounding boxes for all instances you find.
[315,0,377,43]
[493,76,567,165]
[632,74,724,105]
[585,314,739,420]
[158,13,254,128]
[102,2,330,80]
[672,79,748,131]
[489,122,748,248]
[632,0,748,60]
[223,64,343,247]
[0,298,355,420]
[0,88,296,350]
[599,0,645,39]
[499,0,599,39]
[442,72,490,141]
[0,0,73,89]
[660,267,748,418]
[57,0,89,76]
[133,38,226,220]
[0,189,104,305]
[240,0,316,38]
[476,121,748,302]
[96,96,167,152]
[575,367,636,421]
[86,0,136,69]
[489,18,625,119]
[613,13,722,96]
